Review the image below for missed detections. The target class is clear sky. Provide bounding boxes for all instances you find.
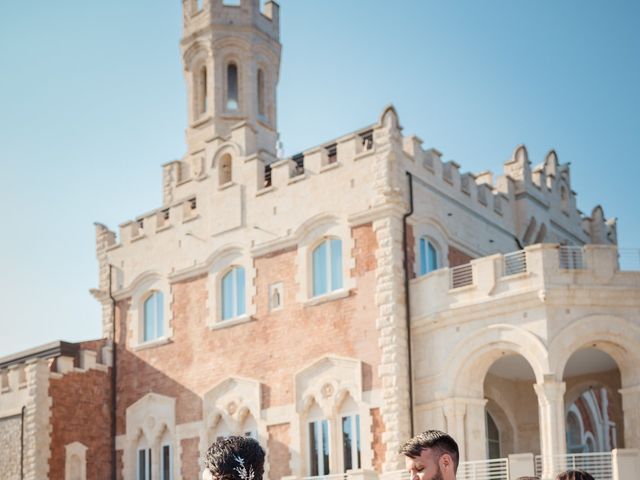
[1,0,638,356]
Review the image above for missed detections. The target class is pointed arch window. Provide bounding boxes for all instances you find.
[419,237,439,275]
[308,418,330,476]
[485,411,501,459]
[227,62,239,110]
[221,267,246,320]
[143,291,164,342]
[312,238,343,297]
[219,153,232,185]
[257,68,265,117]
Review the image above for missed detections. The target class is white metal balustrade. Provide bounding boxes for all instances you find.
[450,263,474,289]
[535,452,612,480]
[559,246,586,269]
[502,250,527,276]
[618,248,640,271]
[302,474,348,480]
[456,458,509,480]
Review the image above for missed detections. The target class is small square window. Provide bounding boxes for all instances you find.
[325,144,338,164]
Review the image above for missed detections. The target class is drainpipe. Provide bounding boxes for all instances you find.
[109,264,117,480]
[402,171,415,437]
[21,405,25,479]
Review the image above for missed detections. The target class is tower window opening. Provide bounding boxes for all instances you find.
[325,144,338,165]
[189,197,197,210]
[359,130,373,151]
[257,69,265,117]
[227,63,239,110]
[198,66,208,116]
[219,154,232,185]
[292,153,304,176]
[264,164,272,188]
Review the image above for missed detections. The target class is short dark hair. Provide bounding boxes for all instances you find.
[203,436,265,480]
[555,470,595,480]
[400,430,459,472]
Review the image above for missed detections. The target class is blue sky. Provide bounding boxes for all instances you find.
[1,0,638,355]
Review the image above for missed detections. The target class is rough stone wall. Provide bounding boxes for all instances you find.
[406,224,416,279]
[48,365,111,479]
[448,245,474,267]
[370,408,385,473]
[181,438,200,479]
[267,424,291,480]
[0,415,22,480]
[115,225,381,468]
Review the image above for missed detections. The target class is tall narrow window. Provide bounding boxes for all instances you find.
[161,444,173,480]
[419,238,439,275]
[219,154,232,185]
[309,419,330,476]
[312,238,343,297]
[342,414,361,472]
[485,412,501,460]
[143,291,164,342]
[221,267,246,320]
[137,448,151,480]
[199,66,208,116]
[257,69,265,117]
[227,63,239,110]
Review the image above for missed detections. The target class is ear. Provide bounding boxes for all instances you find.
[439,453,453,472]
[202,469,214,480]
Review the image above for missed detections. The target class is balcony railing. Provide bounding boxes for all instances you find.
[302,475,348,480]
[559,246,586,269]
[618,248,640,271]
[535,452,612,480]
[457,458,509,480]
[502,250,527,276]
[450,263,474,289]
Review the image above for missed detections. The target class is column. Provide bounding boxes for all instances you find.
[534,380,566,479]
[443,399,467,462]
[619,385,640,449]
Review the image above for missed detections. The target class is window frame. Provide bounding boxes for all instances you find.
[311,237,343,298]
[142,290,165,343]
[136,447,151,480]
[308,418,331,477]
[341,413,361,472]
[161,443,173,480]
[419,237,440,276]
[220,266,247,321]
[226,61,240,111]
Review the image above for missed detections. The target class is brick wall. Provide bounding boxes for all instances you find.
[267,423,291,480]
[115,224,382,474]
[48,358,111,479]
[181,438,200,479]
[448,246,474,268]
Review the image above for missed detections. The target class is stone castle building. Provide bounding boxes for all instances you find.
[1,1,639,479]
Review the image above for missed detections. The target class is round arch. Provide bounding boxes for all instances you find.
[446,324,549,397]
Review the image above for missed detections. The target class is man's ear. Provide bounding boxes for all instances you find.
[202,468,214,480]
[439,453,453,472]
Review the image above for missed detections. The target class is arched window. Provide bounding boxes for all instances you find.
[485,411,501,459]
[221,267,246,320]
[419,237,439,275]
[227,63,239,110]
[143,291,164,342]
[312,238,343,297]
[198,65,208,116]
[219,153,232,185]
[560,184,569,211]
[160,431,173,480]
[137,438,152,480]
[307,402,330,477]
[339,396,361,472]
[68,455,82,480]
[566,411,583,453]
[257,69,265,117]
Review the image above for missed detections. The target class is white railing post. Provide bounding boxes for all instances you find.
[612,449,640,480]
[346,470,379,480]
[508,453,535,480]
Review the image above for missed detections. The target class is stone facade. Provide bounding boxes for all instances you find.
[2,1,639,480]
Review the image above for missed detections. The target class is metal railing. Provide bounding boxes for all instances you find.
[559,246,586,269]
[457,458,509,480]
[502,250,527,276]
[450,263,474,289]
[302,474,348,480]
[535,452,612,480]
[618,248,640,271]
[379,470,410,480]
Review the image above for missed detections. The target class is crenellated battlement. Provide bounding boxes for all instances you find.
[182,0,279,41]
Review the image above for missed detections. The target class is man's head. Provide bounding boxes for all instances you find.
[400,430,459,480]
[555,471,595,480]
[202,436,265,480]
